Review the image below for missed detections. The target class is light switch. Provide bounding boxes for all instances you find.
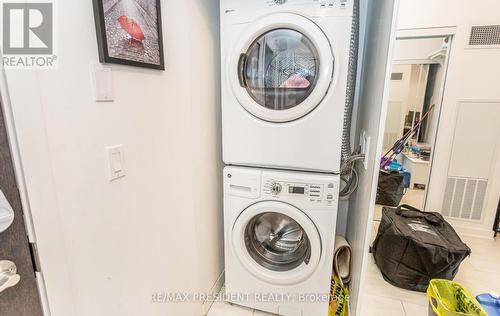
[106,145,125,181]
[92,63,114,102]
[111,152,122,173]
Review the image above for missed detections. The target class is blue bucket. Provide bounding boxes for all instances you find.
[476,293,500,316]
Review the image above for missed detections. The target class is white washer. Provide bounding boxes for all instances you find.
[223,166,339,316]
[221,0,355,173]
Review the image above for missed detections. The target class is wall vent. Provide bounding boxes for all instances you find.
[442,177,488,220]
[468,25,500,46]
[391,72,403,80]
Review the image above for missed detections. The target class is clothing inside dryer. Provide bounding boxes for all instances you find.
[244,29,322,111]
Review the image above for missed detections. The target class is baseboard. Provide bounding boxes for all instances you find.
[201,271,225,316]
[453,225,495,240]
[35,272,52,316]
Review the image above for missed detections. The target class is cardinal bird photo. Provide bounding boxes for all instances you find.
[94,0,164,69]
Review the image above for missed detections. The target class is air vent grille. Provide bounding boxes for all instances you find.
[391,72,403,81]
[442,177,488,220]
[469,25,500,46]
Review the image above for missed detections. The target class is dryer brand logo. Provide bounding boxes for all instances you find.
[1,1,57,68]
[266,0,288,6]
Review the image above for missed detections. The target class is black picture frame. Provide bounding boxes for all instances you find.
[92,0,165,70]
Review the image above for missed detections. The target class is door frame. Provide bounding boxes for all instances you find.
[393,27,456,210]
[0,71,51,315]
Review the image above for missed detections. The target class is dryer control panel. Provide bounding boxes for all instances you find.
[263,0,352,9]
[221,0,354,23]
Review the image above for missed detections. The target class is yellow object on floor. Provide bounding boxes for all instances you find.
[427,279,487,316]
[329,273,349,316]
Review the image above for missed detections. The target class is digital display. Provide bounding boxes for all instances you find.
[289,186,305,195]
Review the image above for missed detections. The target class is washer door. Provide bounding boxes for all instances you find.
[232,201,322,285]
[230,13,334,123]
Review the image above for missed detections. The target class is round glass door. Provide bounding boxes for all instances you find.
[244,212,311,272]
[230,13,335,123]
[231,201,322,285]
[242,29,320,111]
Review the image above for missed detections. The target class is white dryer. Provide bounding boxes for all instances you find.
[221,0,355,173]
[223,166,339,316]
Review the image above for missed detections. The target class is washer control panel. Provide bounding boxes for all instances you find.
[318,0,350,10]
[262,0,352,10]
[264,179,337,205]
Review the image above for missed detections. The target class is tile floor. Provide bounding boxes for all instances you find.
[208,189,500,316]
[363,189,500,315]
[363,223,500,315]
[373,188,426,222]
[208,301,273,316]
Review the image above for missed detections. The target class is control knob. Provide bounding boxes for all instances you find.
[270,183,283,195]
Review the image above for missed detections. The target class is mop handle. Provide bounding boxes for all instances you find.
[381,104,436,165]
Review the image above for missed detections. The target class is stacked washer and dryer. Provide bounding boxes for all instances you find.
[220,0,356,315]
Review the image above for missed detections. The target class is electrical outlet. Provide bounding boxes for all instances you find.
[360,131,370,170]
[363,135,371,170]
[360,131,366,153]
[91,63,114,102]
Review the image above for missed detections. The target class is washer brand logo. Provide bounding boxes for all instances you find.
[1,1,57,68]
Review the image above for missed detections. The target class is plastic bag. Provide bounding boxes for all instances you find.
[329,273,349,316]
[427,279,487,316]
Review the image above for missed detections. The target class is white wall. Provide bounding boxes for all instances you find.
[406,64,429,114]
[2,0,223,315]
[383,64,411,151]
[393,37,445,63]
[389,65,412,108]
[398,0,500,238]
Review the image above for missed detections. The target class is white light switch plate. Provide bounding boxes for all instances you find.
[106,145,125,181]
[91,63,114,102]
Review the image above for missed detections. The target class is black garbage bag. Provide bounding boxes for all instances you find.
[376,171,405,206]
[372,205,471,292]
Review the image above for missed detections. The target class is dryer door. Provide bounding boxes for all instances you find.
[230,13,334,123]
[232,201,322,285]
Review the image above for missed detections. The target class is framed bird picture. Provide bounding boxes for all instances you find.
[92,0,165,70]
